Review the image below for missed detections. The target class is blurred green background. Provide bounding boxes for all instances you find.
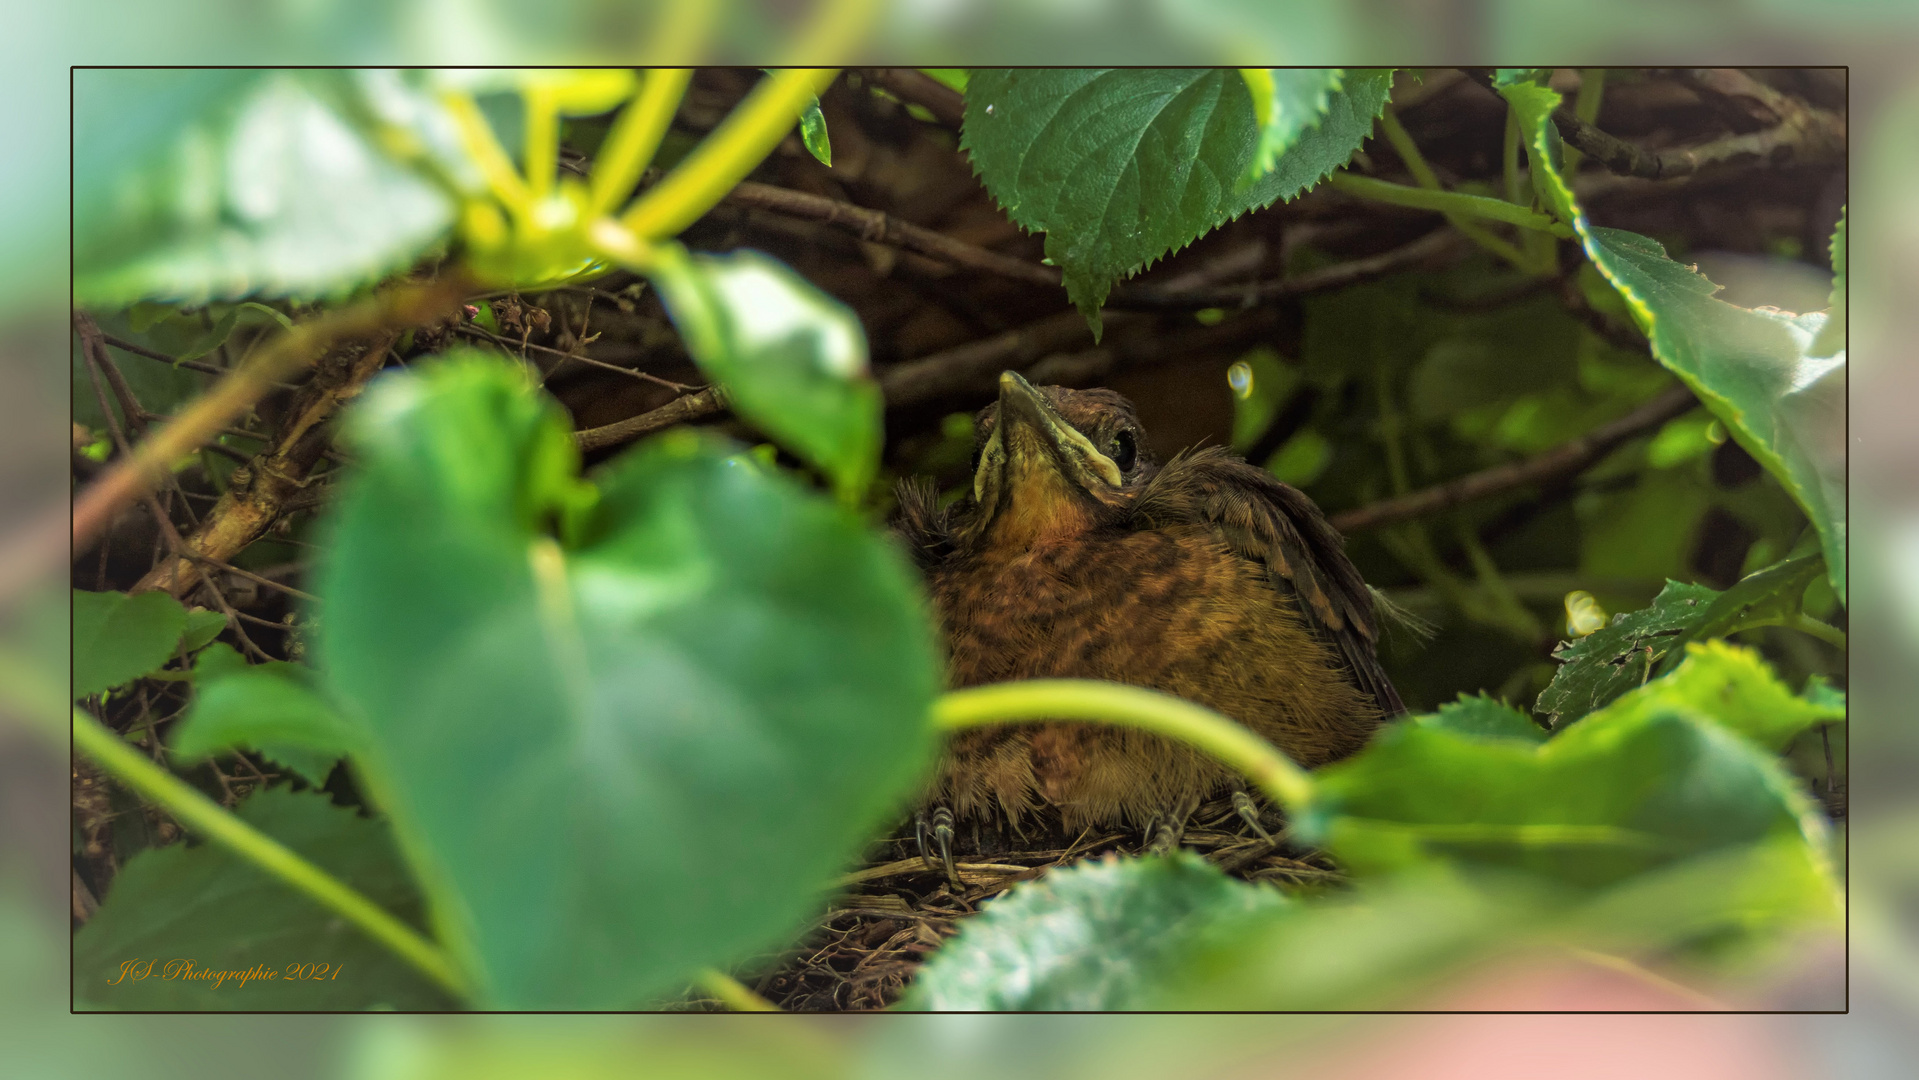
[6,0,1910,1073]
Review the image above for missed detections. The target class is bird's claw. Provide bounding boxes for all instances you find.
[916,805,960,886]
[1231,787,1277,846]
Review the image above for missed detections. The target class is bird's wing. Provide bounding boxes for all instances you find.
[889,476,956,570]
[1132,447,1405,716]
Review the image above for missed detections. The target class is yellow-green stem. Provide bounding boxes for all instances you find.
[591,69,695,217]
[622,68,841,242]
[442,92,532,219]
[782,0,883,62]
[1378,110,1532,272]
[1330,172,1574,238]
[524,86,559,202]
[931,680,1315,810]
[698,968,780,1011]
[72,708,470,1003]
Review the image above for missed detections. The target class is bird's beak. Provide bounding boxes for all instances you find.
[974,371,1123,509]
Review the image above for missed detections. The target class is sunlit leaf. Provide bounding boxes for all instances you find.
[315,354,938,1008]
[799,95,833,167]
[73,589,188,699]
[1237,68,1343,187]
[1500,80,1846,603]
[961,68,1393,334]
[74,69,456,305]
[650,247,881,502]
[1607,640,1845,753]
[74,787,452,1010]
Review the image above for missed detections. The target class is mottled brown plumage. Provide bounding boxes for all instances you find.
[896,372,1402,834]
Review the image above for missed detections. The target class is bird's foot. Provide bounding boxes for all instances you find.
[1143,793,1204,856]
[915,804,960,886]
[1231,787,1277,847]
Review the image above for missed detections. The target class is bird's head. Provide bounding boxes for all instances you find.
[957,371,1155,551]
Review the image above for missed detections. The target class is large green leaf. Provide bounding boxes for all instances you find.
[1304,655,1832,890]
[1603,641,1845,754]
[902,852,1284,1011]
[650,248,882,502]
[1237,68,1344,187]
[72,589,188,699]
[1500,81,1846,603]
[170,643,359,786]
[1656,552,1827,672]
[313,353,939,1008]
[74,788,452,1010]
[74,69,456,305]
[961,68,1393,333]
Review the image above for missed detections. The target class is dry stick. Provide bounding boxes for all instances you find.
[1107,227,1467,309]
[857,68,966,127]
[575,385,731,452]
[1328,384,1699,534]
[725,180,1063,288]
[74,275,471,559]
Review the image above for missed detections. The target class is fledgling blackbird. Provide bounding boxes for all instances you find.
[895,371,1403,867]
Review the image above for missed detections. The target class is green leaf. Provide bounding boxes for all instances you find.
[73,589,188,698]
[179,608,229,655]
[1499,80,1846,604]
[172,644,359,786]
[1237,68,1343,188]
[74,787,453,1010]
[649,247,881,502]
[74,70,456,305]
[903,853,1285,1010]
[1655,553,1825,672]
[1535,580,1718,728]
[175,302,296,364]
[314,354,939,1008]
[1301,689,1830,890]
[961,68,1392,334]
[1607,640,1845,753]
[1808,207,1844,358]
[799,95,833,167]
[1417,693,1547,744]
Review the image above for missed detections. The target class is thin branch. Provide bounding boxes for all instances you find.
[1106,227,1467,310]
[857,68,965,128]
[451,323,697,391]
[575,385,729,452]
[1464,68,1844,181]
[73,275,472,557]
[724,180,1062,287]
[1329,384,1699,534]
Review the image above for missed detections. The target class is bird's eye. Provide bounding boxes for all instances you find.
[1110,429,1138,473]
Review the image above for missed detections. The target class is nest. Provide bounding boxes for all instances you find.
[710,795,1345,1012]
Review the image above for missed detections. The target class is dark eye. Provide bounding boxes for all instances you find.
[1110,429,1138,473]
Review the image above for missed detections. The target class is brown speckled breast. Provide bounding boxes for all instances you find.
[930,524,1380,829]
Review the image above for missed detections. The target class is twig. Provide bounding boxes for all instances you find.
[1463,68,1844,181]
[1329,384,1699,534]
[1105,228,1468,310]
[101,332,304,388]
[857,68,966,127]
[879,310,1133,409]
[724,180,1062,287]
[452,323,696,391]
[73,275,472,555]
[575,385,729,452]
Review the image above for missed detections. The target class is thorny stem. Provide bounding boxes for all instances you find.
[71,707,471,1003]
[932,680,1316,811]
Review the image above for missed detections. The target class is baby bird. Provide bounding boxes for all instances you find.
[895,371,1403,871]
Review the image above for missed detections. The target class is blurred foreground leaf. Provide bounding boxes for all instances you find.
[962,68,1391,332]
[316,354,938,1008]
[72,589,187,698]
[1808,207,1844,357]
[1415,693,1546,744]
[74,69,455,305]
[1602,641,1845,754]
[75,788,452,1010]
[903,853,1284,1010]
[651,248,881,502]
